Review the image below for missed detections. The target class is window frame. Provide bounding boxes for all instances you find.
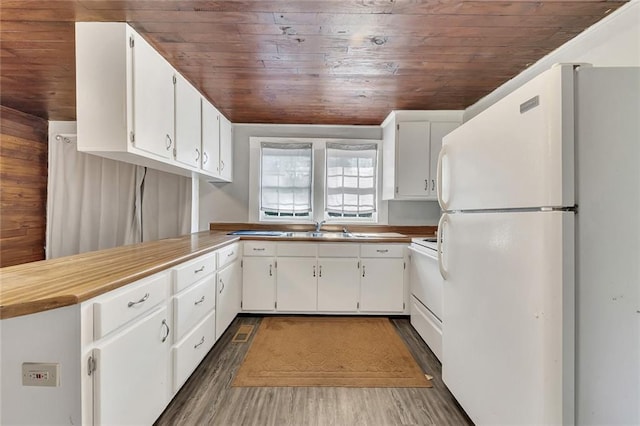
[248,137,385,224]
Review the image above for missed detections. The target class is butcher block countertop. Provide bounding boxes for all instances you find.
[0,224,434,320]
[0,232,237,320]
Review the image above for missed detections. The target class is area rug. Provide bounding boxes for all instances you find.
[232,316,431,388]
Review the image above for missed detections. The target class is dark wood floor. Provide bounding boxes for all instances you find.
[155,316,473,426]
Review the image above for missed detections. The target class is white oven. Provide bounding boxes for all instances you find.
[408,238,444,361]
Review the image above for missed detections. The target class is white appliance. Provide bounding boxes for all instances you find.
[437,64,639,425]
[408,238,444,361]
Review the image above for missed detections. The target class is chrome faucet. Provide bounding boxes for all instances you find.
[315,220,326,232]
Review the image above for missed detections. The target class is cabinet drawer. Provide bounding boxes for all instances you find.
[360,244,405,258]
[173,252,217,294]
[243,241,276,256]
[277,242,318,257]
[172,310,216,392]
[218,243,239,269]
[410,296,442,362]
[318,243,359,258]
[94,271,168,339]
[173,274,217,342]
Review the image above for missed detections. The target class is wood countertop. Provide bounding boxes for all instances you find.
[0,232,238,320]
[0,224,435,320]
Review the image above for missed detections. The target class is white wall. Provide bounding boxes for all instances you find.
[199,123,443,228]
[1,306,82,425]
[465,1,640,121]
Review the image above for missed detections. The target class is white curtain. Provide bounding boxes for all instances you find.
[47,128,191,259]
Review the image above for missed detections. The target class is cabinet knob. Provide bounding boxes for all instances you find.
[165,134,172,150]
[424,179,428,191]
[431,179,435,191]
[203,151,209,165]
[195,148,200,162]
[219,279,225,294]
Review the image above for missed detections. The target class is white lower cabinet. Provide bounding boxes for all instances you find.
[242,257,276,311]
[172,310,216,392]
[240,241,407,315]
[172,274,216,342]
[276,257,318,311]
[317,258,360,312]
[359,244,406,312]
[93,305,170,426]
[216,259,242,339]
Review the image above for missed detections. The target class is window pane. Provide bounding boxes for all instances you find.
[260,143,313,217]
[325,143,377,217]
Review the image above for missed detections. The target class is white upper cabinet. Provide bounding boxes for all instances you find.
[130,30,175,160]
[219,114,233,182]
[201,100,221,176]
[201,100,233,183]
[381,110,463,200]
[75,22,232,181]
[174,73,202,168]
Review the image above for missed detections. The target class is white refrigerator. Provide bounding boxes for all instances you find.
[437,64,639,425]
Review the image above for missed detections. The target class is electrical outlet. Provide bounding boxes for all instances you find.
[22,363,59,387]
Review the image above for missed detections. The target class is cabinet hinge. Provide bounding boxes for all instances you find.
[357,261,360,269]
[129,131,135,144]
[275,301,277,309]
[87,355,96,376]
[275,260,277,268]
[403,302,406,310]
[172,75,177,85]
[357,302,360,309]
[173,147,177,158]
[397,124,400,131]
[129,37,134,48]
[241,259,243,268]
[404,261,406,270]
[396,186,399,194]
[240,301,243,309]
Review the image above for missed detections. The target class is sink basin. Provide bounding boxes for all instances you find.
[290,231,353,239]
[228,230,293,237]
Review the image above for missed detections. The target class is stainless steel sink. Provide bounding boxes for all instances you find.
[289,231,354,238]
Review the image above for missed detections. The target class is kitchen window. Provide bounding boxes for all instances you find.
[249,137,384,224]
[325,142,377,220]
[259,142,313,219]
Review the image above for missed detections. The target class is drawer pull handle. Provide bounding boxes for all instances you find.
[376,249,389,253]
[127,292,149,307]
[227,251,234,257]
[161,319,170,343]
[362,265,366,277]
[194,296,205,305]
[219,280,225,293]
[194,336,205,349]
[194,266,205,273]
[253,247,265,251]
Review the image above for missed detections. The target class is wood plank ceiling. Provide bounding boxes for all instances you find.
[0,1,629,125]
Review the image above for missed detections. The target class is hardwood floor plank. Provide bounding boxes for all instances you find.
[155,316,473,426]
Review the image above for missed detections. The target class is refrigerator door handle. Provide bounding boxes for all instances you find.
[437,213,449,280]
[437,145,449,211]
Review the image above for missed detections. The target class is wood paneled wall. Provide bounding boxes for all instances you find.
[0,106,48,267]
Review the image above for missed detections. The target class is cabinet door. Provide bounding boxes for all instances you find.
[277,258,317,311]
[94,305,170,426]
[317,258,360,312]
[174,74,202,168]
[428,121,459,197]
[219,115,233,181]
[242,257,276,311]
[201,100,221,176]
[360,258,405,312]
[397,121,430,198]
[216,260,241,339]
[131,32,175,159]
